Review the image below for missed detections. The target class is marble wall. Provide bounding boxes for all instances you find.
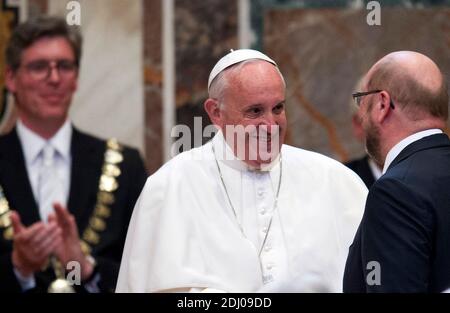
[0,0,21,134]
[48,0,145,156]
[144,0,239,171]
[264,7,450,161]
[143,0,163,174]
[175,0,238,149]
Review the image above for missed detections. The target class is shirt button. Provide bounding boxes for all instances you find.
[264,245,271,252]
[262,227,268,233]
[257,189,265,196]
[266,264,274,270]
[260,208,267,215]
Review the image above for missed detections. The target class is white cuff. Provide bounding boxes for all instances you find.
[13,267,36,292]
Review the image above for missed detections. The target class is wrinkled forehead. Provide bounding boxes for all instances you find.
[224,62,286,105]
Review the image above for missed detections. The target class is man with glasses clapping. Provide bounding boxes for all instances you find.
[0,16,147,293]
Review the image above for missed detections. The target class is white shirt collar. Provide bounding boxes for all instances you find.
[16,119,72,165]
[212,130,281,172]
[368,157,382,180]
[382,128,443,174]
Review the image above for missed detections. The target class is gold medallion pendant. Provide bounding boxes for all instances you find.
[48,278,76,293]
[47,257,76,293]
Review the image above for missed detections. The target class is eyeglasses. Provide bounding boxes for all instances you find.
[352,90,382,106]
[352,89,395,109]
[22,59,78,81]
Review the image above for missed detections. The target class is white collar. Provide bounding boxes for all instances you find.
[212,130,281,172]
[368,157,382,180]
[16,119,72,165]
[382,128,442,174]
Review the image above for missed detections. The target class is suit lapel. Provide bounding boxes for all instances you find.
[67,128,104,227]
[0,129,40,226]
[388,133,450,171]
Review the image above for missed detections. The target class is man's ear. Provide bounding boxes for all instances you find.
[4,66,17,93]
[376,91,393,123]
[204,98,222,126]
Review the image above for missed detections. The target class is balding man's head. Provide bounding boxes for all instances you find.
[365,51,448,121]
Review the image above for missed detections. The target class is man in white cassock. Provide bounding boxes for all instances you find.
[116,49,368,293]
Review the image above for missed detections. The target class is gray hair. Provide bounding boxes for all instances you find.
[6,15,82,71]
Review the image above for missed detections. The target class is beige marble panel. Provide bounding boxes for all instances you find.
[48,0,145,154]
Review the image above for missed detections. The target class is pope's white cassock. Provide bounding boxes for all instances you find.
[116,131,368,292]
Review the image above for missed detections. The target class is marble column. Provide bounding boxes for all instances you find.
[175,0,238,149]
[143,0,164,174]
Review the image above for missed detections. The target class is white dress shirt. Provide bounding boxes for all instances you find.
[16,119,72,217]
[382,129,443,174]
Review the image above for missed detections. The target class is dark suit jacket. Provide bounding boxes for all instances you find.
[345,155,376,188]
[344,133,450,293]
[0,127,147,292]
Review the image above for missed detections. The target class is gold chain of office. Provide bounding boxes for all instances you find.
[0,138,124,257]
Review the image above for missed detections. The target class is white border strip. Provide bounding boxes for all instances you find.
[162,0,175,161]
[19,0,28,22]
[238,0,251,49]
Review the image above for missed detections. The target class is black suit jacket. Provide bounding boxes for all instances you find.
[344,133,450,293]
[345,155,377,188]
[0,127,147,292]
